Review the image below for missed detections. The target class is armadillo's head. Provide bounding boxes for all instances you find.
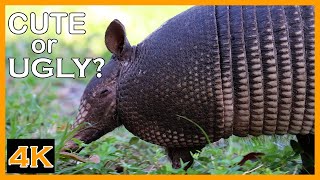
[62,59,121,152]
[63,19,135,152]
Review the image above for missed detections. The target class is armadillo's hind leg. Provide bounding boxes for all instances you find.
[296,134,314,174]
[166,146,204,170]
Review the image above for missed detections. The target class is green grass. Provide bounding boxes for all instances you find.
[5,76,302,174]
[5,6,302,174]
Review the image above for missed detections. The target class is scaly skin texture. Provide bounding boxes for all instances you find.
[64,6,314,173]
[118,6,314,146]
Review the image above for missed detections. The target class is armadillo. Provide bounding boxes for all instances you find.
[63,6,315,174]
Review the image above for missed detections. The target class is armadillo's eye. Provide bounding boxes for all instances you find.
[100,89,110,96]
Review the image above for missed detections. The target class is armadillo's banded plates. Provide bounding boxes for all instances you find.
[270,6,293,134]
[118,6,314,149]
[216,6,235,138]
[216,6,314,137]
[242,6,265,136]
[300,6,315,134]
[285,6,307,134]
[229,6,251,136]
[210,7,225,140]
[256,6,279,134]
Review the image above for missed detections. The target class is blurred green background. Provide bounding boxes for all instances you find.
[5,6,301,174]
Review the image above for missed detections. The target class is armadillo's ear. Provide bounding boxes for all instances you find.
[105,19,132,59]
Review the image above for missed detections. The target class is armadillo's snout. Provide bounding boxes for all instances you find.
[62,87,120,152]
[61,100,92,152]
[60,98,94,152]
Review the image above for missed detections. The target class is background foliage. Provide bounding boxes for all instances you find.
[5,6,301,174]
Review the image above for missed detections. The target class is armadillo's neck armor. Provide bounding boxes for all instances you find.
[116,6,314,148]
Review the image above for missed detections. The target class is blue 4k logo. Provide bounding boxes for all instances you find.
[7,139,55,173]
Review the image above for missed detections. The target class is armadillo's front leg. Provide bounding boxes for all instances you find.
[166,146,204,170]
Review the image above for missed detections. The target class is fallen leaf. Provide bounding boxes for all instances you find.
[238,152,265,166]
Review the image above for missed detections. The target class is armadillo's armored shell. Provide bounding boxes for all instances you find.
[117,6,314,148]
